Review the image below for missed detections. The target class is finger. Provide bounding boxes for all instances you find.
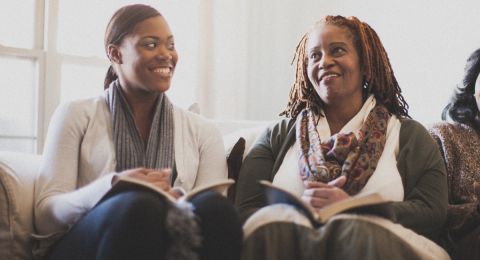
[301,195,329,209]
[303,181,332,189]
[149,168,172,177]
[328,176,347,188]
[303,188,330,199]
[150,180,171,191]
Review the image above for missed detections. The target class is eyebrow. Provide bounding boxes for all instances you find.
[142,35,174,41]
[308,42,348,52]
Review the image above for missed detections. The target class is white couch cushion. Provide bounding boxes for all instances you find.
[0,151,41,259]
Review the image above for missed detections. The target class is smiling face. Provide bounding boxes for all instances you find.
[306,24,363,107]
[110,15,178,95]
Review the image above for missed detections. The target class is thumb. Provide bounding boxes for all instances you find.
[328,176,346,188]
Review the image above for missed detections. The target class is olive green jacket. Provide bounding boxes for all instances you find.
[235,118,448,242]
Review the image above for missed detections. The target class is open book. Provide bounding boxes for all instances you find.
[260,180,393,227]
[100,176,235,204]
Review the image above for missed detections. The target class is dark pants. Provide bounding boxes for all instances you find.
[44,190,243,260]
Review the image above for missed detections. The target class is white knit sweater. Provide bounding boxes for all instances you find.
[34,95,227,235]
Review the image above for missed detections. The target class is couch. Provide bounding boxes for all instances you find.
[0,119,270,260]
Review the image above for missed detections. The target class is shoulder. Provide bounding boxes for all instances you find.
[428,121,473,139]
[399,118,431,141]
[263,118,295,140]
[398,118,439,155]
[249,118,295,157]
[50,96,106,128]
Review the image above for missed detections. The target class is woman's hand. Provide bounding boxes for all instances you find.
[112,167,172,192]
[302,176,350,210]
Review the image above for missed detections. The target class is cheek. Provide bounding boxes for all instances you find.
[307,62,317,83]
[172,51,179,64]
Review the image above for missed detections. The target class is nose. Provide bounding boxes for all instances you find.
[156,46,173,61]
[319,54,334,70]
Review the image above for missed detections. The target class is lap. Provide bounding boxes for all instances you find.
[243,205,449,260]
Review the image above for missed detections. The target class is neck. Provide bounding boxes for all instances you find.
[323,98,363,135]
[119,84,161,143]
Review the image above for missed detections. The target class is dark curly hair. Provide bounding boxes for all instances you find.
[442,48,480,129]
[280,15,409,119]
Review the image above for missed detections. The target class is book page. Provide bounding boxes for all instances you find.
[260,180,389,225]
[317,192,387,223]
[104,177,235,204]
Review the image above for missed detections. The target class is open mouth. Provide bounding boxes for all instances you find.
[320,72,341,82]
[151,67,173,77]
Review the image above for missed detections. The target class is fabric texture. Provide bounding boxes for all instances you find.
[296,101,390,195]
[33,93,228,254]
[242,214,449,260]
[0,152,41,260]
[105,81,175,172]
[429,122,480,258]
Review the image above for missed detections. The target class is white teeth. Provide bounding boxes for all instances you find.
[152,68,171,76]
[322,74,339,80]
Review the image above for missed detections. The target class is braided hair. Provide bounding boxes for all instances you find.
[280,15,409,119]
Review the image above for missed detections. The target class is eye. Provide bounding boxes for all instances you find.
[167,41,175,51]
[309,52,321,60]
[332,47,346,56]
[145,42,158,49]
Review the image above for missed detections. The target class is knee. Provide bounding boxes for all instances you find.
[98,190,169,229]
[191,191,239,221]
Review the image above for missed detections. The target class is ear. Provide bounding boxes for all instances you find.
[107,44,122,64]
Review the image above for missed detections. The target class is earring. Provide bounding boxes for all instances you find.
[363,81,369,90]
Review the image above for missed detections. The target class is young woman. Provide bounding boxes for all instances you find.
[34,4,242,260]
[235,15,449,259]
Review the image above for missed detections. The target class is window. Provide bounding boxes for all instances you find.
[0,0,202,154]
[0,0,43,153]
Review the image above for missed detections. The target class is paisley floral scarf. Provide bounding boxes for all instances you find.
[296,104,391,195]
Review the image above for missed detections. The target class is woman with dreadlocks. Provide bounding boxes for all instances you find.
[235,15,449,259]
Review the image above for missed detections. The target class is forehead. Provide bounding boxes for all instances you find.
[131,15,172,38]
[307,24,355,49]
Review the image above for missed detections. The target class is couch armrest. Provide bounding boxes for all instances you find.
[0,151,41,259]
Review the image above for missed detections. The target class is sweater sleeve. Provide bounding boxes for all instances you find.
[392,119,448,241]
[34,101,114,235]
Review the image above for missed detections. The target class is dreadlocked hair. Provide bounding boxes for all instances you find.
[280,15,410,120]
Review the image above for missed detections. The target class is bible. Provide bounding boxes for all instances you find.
[260,180,394,227]
[100,176,235,204]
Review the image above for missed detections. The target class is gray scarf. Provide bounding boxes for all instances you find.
[105,80,175,172]
[105,81,201,260]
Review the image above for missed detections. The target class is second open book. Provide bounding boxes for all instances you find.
[260,180,393,227]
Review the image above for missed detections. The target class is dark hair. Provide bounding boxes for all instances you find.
[442,48,480,129]
[280,15,409,119]
[104,4,161,89]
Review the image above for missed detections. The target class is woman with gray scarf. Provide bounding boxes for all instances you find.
[34,4,242,260]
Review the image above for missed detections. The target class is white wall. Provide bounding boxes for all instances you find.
[208,0,480,125]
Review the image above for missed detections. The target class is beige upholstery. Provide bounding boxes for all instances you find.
[0,151,41,260]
